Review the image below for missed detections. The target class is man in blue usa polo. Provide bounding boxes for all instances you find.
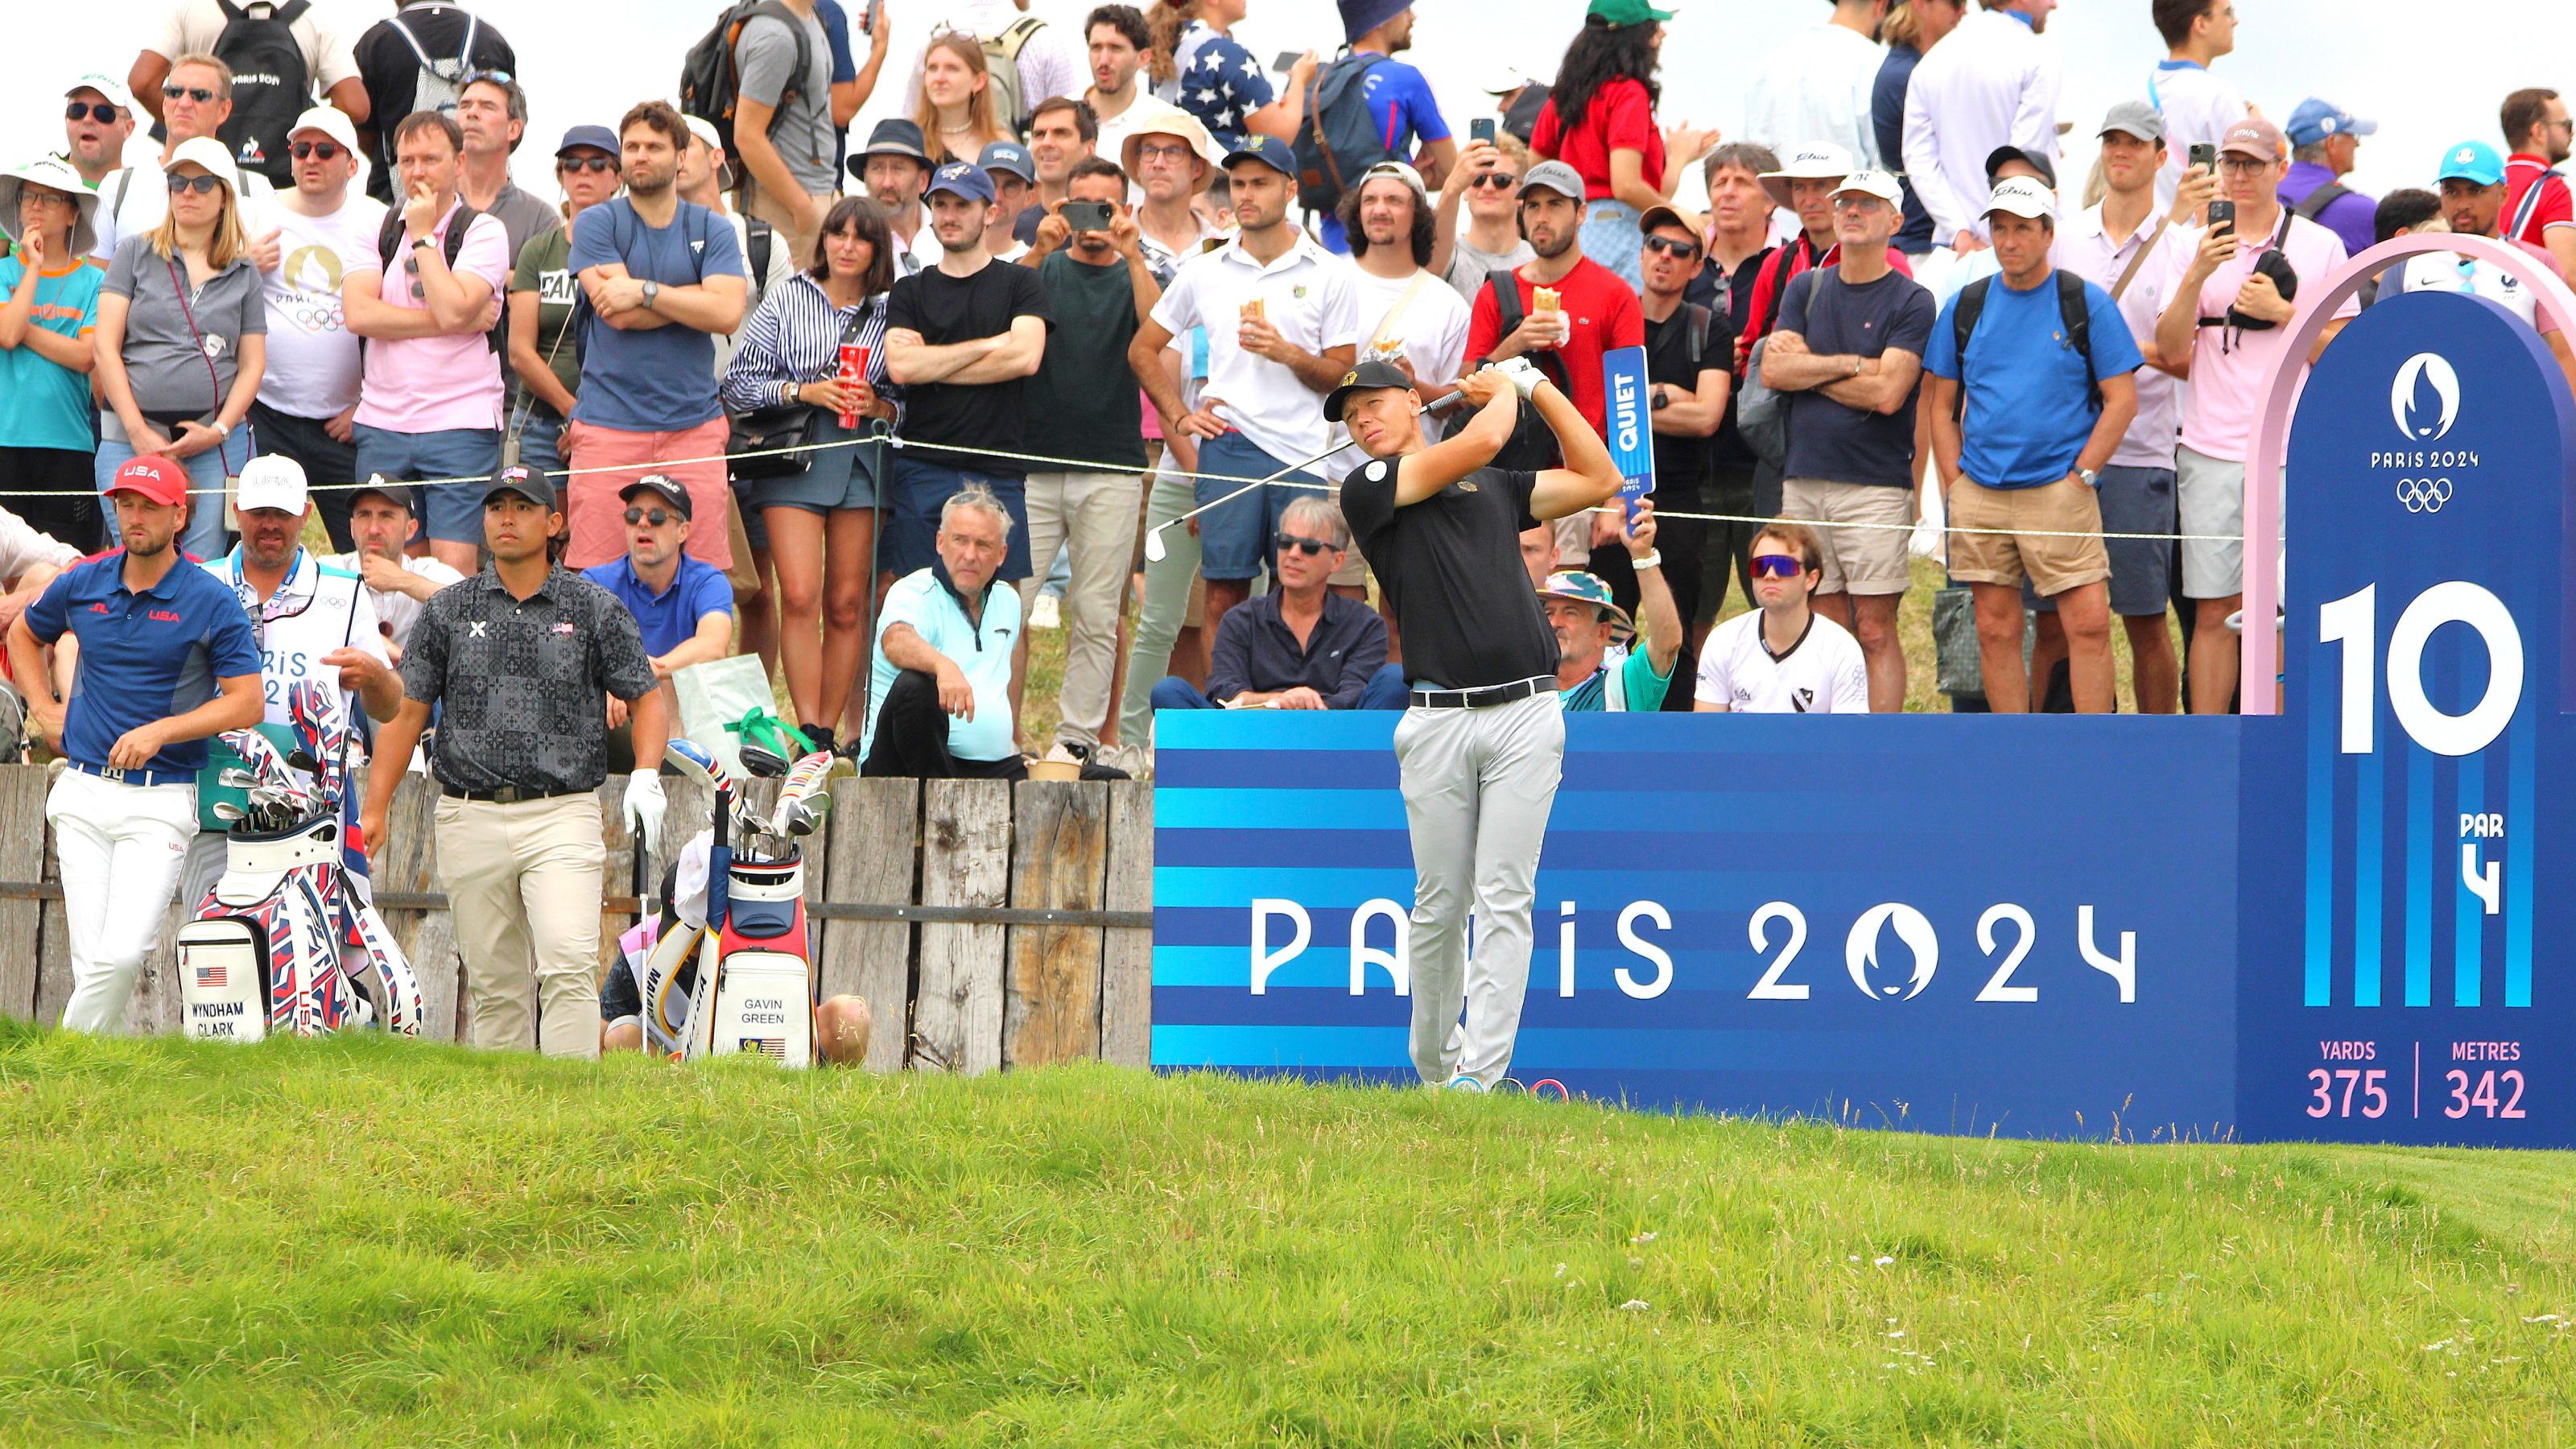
[6,456,262,1034]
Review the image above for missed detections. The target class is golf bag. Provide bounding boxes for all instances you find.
[630,741,829,1066]
[177,685,425,1042]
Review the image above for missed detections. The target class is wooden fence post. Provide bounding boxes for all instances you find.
[1003,780,1107,1067]
[822,776,919,1073]
[914,778,1010,1074]
[0,767,45,1020]
[369,771,460,1042]
[1099,779,1154,1067]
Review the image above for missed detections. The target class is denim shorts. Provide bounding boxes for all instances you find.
[353,425,501,544]
[1193,431,1318,581]
[883,455,1032,581]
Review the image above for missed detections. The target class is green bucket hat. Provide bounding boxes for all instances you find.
[1538,569,1634,642]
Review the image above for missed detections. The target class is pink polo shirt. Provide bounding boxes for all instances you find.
[353,201,510,435]
[2175,209,2357,463]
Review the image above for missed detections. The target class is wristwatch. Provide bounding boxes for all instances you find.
[2076,467,2101,488]
[641,280,662,312]
[409,236,435,251]
[1650,386,1671,411]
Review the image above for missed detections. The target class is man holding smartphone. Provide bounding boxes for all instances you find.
[1013,157,1161,759]
[2154,116,2356,715]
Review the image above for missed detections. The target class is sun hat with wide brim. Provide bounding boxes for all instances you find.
[1538,569,1635,642]
[1122,105,1225,196]
[0,155,103,258]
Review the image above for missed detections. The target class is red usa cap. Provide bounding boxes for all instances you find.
[105,455,188,507]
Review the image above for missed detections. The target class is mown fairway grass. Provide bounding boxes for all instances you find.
[5,1022,2574,1447]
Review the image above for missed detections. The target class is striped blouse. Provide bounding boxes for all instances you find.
[719,271,902,419]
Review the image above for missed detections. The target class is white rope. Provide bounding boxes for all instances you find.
[97,429,2253,544]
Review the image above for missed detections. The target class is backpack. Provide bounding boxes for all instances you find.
[1476,270,1570,472]
[980,14,1047,137]
[1294,52,1395,218]
[376,203,504,353]
[211,0,314,187]
[678,1,813,162]
[385,7,483,122]
[1950,269,2100,422]
[2291,180,2348,225]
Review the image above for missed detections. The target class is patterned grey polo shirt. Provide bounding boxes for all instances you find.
[400,565,658,796]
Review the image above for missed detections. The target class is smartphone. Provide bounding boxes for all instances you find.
[1274,50,1302,72]
[2188,142,2216,174]
[1471,117,1497,146]
[1062,200,1115,233]
[2207,199,2236,235]
[862,0,883,33]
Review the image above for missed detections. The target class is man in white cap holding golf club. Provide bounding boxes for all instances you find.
[1334,356,1624,1091]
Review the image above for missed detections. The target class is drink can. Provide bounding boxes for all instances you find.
[837,344,867,429]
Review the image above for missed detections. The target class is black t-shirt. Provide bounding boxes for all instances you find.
[1688,247,1772,474]
[1641,303,1732,507]
[1021,250,1145,471]
[884,259,1055,479]
[357,4,518,203]
[1775,266,1937,489]
[1342,457,1558,690]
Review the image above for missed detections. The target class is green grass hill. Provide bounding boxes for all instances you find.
[5,1024,2574,1446]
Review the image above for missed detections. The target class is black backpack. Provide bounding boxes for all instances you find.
[1475,271,1571,472]
[678,0,813,162]
[377,204,505,353]
[1949,269,2099,421]
[212,0,316,186]
[1293,52,1394,219]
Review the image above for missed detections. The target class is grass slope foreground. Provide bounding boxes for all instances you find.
[4,1024,2575,1447]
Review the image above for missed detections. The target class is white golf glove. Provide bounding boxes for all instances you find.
[624,770,667,857]
[1493,355,1546,399]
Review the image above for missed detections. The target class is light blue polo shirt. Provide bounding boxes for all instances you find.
[860,562,1020,763]
[26,551,263,774]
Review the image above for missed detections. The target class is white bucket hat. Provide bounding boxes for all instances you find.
[0,155,104,258]
[1759,142,1857,210]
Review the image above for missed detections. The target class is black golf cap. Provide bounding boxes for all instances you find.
[1323,357,1415,421]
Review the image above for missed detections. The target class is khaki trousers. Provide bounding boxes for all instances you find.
[436,791,605,1059]
[738,176,832,275]
[1019,469,1143,748]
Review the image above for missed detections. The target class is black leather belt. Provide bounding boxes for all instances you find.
[1409,676,1558,710]
[440,782,590,804]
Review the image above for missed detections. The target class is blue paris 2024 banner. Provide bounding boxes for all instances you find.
[1152,287,2576,1146]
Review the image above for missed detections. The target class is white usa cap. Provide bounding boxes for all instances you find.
[1984,175,2058,222]
[232,455,309,517]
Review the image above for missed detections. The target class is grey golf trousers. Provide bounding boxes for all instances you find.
[1393,689,1566,1087]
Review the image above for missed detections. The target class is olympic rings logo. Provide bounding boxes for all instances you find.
[2396,476,2454,514]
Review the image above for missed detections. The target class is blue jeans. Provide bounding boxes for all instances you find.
[1579,200,1644,293]
[884,455,1033,581]
[1151,663,1409,712]
[1194,431,1319,581]
[514,411,567,497]
[354,424,501,544]
[96,430,247,559]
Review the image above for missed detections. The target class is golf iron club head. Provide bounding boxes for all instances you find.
[211,802,247,824]
[219,769,266,791]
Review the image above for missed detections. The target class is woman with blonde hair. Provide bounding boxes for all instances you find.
[912,32,1011,167]
[93,136,264,560]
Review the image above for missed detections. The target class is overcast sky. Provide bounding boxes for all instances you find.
[11,1,2566,221]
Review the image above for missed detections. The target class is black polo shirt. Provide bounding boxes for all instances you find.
[398,565,658,795]
[1343,457,1557,691]
[1206,589,1389,707]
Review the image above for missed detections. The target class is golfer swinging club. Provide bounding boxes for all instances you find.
[1335,357,1623,1089]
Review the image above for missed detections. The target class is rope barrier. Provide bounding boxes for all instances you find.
[95,427,2256,545]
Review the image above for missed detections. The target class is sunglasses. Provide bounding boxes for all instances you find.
[1277,532,1338,556]
[402,254,427,299]
[1749,553,1806,580]
[1642,234,1700,258]
[166,173,226,195]
[162,85,217,103]
[624,506,677,526]
[1469,171,1520,190]
[289,140,343,159]
[460,68,516,88]
[558,155,618,173]
[65,101,121,122]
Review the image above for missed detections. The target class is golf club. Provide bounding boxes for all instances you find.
[220,769,266,791]
[1140,386,1481,564]
[737,742,790,779]
[212,801,248,824]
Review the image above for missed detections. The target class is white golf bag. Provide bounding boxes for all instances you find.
[175,815,357,1042]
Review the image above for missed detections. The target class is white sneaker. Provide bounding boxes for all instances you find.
[1093,742,1151,778]
[1030,592,1062,630]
